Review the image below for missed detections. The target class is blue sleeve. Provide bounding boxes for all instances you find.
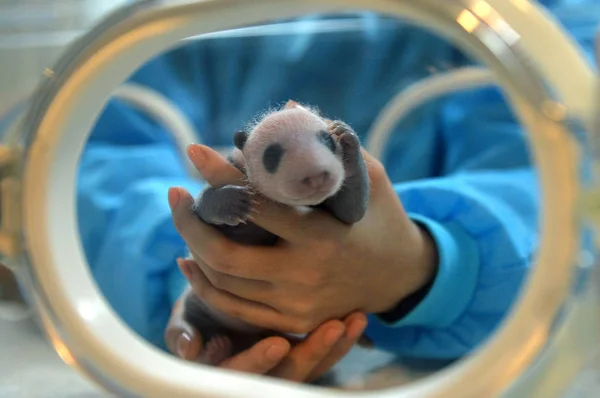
[363,3,598,359]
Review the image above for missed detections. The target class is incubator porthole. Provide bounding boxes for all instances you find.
[64,11,549,390]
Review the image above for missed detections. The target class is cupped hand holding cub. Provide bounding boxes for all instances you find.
[166,128,437,382]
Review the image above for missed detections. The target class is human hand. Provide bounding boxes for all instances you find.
[168,141,438,334]
[164,281,367,383]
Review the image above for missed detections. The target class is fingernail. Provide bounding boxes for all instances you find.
[188,144,206,163]
[177,259,193,280]
[352,314,368,329]
[324,326,344,346]
[353,319,368,335]
[265,344,287,361]
[177,333,192,358]
[168,188,180,209]
[358,316,368,329]
[348,316,368,339]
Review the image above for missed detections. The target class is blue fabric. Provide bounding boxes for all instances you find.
[387,214,481,329]
[77,1,599,357]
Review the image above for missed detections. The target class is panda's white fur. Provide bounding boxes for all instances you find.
[230,102,346,206]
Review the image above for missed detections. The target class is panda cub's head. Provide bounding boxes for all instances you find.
[231,101,345,206]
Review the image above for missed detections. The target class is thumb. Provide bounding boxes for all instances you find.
[359,147,393,203]
[165,293,203,361]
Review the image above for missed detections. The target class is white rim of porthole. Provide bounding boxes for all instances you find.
[7,0,598,397]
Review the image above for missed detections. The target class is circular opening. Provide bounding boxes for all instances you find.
[16,1,591,397]
[84,16,527,389]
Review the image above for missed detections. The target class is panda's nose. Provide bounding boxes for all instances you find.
[301,171,330,189]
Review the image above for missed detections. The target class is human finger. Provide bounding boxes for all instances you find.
[164,294,203,361]
[305,312,368,382]
[267,320,345,382]
[358,148,412,219]
[187,144,245,186]
[177,258,300,333]
[219,336,291,374]
[189,255,277,305]
[360,147,392,195]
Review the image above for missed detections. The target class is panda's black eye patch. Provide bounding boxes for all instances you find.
[263,143,285,174]
[317,130,336,153]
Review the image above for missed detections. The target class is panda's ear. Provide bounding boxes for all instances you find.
[233,131,248,150]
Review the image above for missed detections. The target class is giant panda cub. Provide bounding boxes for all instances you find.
[180,100,370,366]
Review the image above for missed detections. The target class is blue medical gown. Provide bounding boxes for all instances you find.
[77,2,599,358]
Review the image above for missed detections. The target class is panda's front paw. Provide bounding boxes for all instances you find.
[217,185,254,226]
[329,120,354,138]
[194,185,254,226]
[329,121,359,150]
[329,121,360,156]
[338,130,361,154]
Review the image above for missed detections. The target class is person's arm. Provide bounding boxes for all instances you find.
[364,88,538,359]
[363,4,597,359]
